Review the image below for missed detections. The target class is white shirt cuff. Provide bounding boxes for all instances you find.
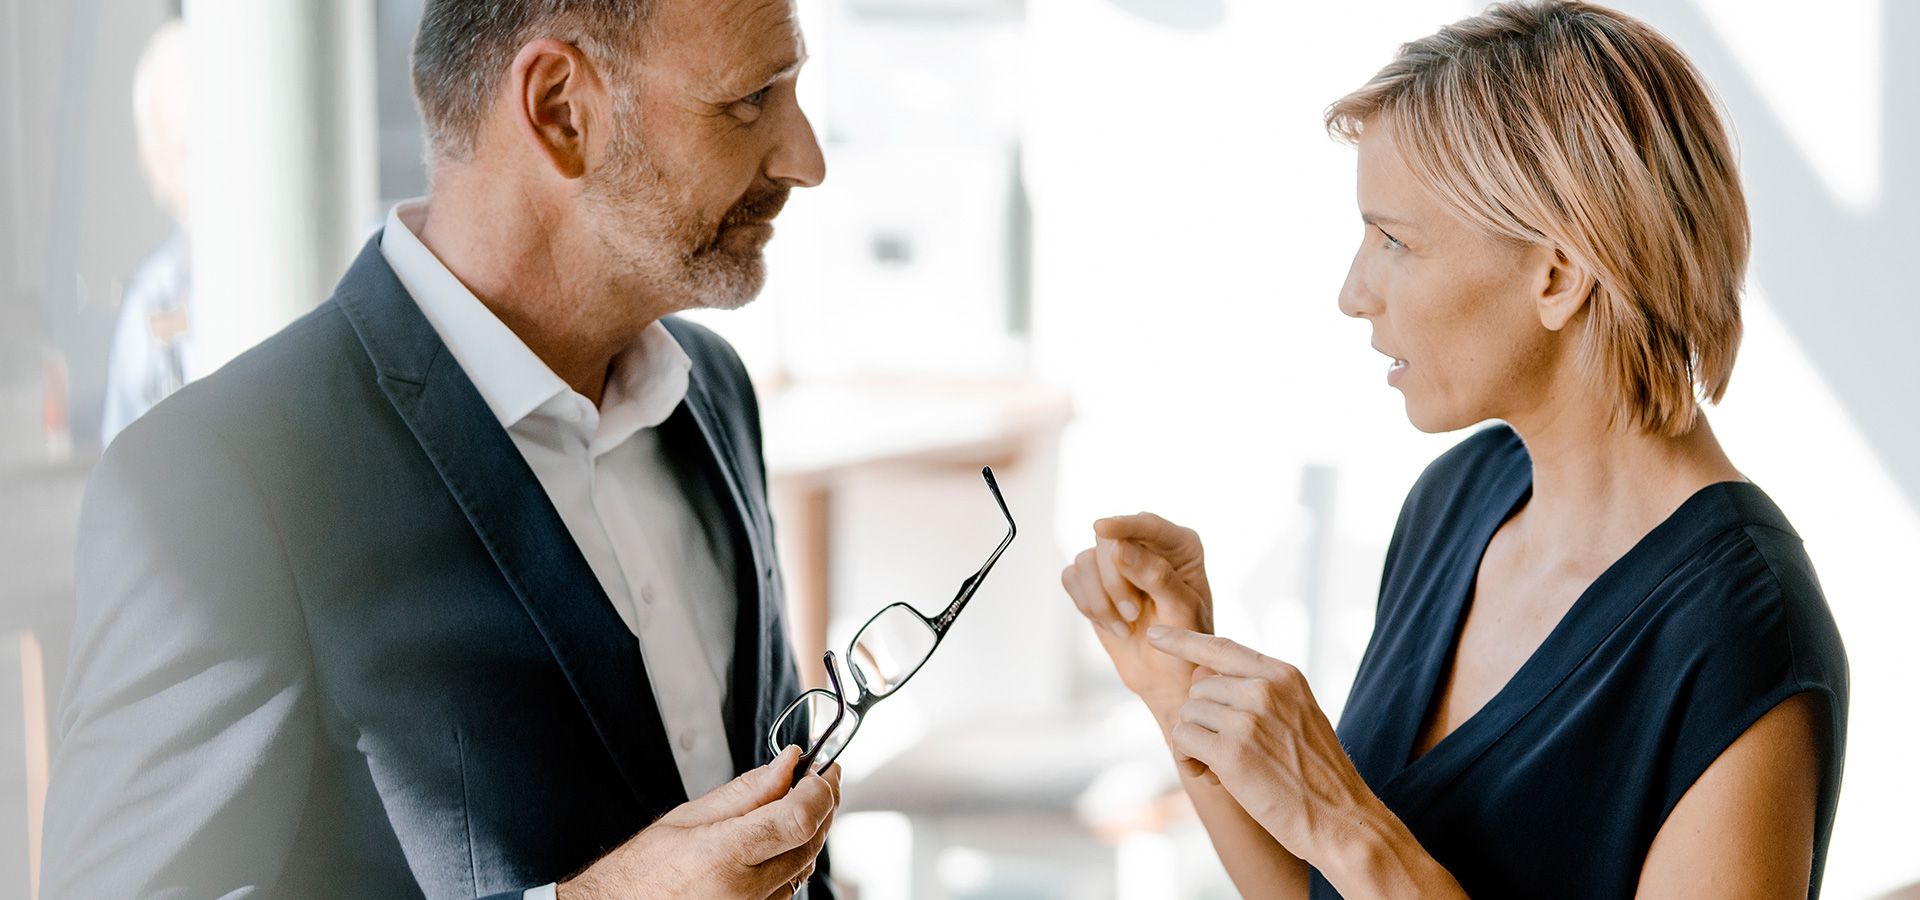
[524,884,558,900]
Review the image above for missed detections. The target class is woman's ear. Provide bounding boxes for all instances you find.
[1537,247,1596,332]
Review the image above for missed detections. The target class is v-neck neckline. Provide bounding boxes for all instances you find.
[1403,475,1533,767]
[1382,468,1756,811]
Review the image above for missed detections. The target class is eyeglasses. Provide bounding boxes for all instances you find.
[769,466,1016,783]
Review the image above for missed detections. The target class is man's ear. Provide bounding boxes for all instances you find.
[507,38,601,180]
[1537,247,1596,332]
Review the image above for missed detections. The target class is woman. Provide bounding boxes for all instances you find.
[1061,2,1847,897]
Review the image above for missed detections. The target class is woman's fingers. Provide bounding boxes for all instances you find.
[1188,674,1273,711]
[1094,539,1148,623]
[1094,512,1199,559]
[1146,626,1270,677]
[1115,545,1202,614]
[1169,720,1224,766]
[1062,547,1129,639]
[1179,696,1242,734]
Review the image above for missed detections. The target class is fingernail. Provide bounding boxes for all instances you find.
[1146,625,1171,640]
[1108,622,1130,639]
[1116,598,1139,621]
[1121,543,1140,565]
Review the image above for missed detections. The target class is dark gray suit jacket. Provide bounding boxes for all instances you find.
[42,237,824,898]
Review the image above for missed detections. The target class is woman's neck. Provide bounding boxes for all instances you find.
[1502,395,1744,576]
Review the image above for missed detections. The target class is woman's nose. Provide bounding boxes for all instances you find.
[1338,253,1379,319]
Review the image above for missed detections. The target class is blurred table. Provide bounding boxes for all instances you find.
[759,376,1073,688]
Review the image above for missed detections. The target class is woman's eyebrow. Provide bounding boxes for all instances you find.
[1361,211,1415,230]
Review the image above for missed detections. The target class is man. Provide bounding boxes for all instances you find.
[102,18,194,446]
[42,1,838,896]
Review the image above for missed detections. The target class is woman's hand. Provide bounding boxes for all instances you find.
[1060,514,1215,717]
[1146,626,1424,880]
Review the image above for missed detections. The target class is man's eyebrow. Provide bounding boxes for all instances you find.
[766,52,808,82]
[740,52,807,88]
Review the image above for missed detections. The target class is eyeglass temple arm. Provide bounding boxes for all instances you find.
[793,651,847,786]
[930,467,1016,637]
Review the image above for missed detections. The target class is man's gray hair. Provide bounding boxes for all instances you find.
[411,0,651,163]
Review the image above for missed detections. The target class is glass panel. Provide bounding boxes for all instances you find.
[769,689,858,771]
[848,603,938,698]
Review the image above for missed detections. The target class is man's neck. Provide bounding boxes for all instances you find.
[414,177,665,407]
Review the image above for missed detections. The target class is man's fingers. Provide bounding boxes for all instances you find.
[1145,626,1268,677]
[675,746,800,825]
[752,800,836,895]
[1094,539,1148,623]
[724,771,837,866]
[1062,547,1128,639]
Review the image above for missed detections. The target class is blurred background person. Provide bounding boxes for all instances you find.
[100,18,193,446]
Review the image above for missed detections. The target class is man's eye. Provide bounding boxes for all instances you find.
[743,87,770,106]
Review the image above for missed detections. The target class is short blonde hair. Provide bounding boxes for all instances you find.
[1327,0,1748,437]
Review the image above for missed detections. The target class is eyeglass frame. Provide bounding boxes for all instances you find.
[774,466,1017,782]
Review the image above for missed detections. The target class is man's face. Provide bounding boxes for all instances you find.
[581,0,824,313]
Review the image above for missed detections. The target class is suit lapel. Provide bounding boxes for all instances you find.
[660,320,783,776]
[331,238,685,809]
[678,380,774,777]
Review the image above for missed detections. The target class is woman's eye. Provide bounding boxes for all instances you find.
[1380,231,1406,251]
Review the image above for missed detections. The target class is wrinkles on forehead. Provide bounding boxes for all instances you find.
[644,0,804,93]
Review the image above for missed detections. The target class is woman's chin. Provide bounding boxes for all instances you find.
[1402,397,1475,435]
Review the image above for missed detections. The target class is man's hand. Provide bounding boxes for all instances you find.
[558,746,841,899]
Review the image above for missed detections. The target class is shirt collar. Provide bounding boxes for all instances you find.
[378,199,693,446]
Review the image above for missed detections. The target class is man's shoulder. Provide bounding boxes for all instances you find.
[119,300,370,459]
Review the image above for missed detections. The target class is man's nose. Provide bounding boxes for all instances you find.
[767,105,826,189]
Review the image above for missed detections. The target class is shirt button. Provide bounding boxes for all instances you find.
[678,732,697,752]
[640,586,655,605]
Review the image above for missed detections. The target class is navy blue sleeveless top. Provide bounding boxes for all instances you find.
[1313,426,1848,898]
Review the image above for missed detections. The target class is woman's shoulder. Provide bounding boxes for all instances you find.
[1640,483,1847,696]
[1625,483,1849,826]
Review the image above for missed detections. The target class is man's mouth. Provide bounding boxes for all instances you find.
[722,188,791,230]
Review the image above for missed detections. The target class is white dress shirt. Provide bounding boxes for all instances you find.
[380,202,739,898]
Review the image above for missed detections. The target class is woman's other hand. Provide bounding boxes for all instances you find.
[1060,513,1215,717]
[1146,626,1384,863]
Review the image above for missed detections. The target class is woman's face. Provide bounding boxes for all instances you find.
[1337,120,1574,434]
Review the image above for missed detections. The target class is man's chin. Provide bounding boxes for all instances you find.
[682,252,767,312]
